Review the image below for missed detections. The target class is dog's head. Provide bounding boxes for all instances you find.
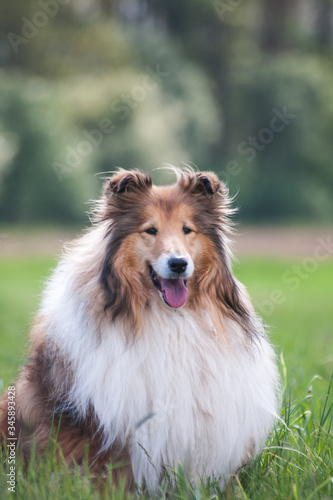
[97,168,248,331]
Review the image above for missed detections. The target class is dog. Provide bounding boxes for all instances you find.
[0,168,280,490]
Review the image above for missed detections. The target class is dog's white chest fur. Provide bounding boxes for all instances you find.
[48,283,279,489]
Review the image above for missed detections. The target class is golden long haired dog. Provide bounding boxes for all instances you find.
[0,168,280,490]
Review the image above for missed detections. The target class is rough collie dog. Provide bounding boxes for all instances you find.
[0,168,280,490]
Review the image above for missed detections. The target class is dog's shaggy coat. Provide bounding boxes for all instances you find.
[0,168,280,489]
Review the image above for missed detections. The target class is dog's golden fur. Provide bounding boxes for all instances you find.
[0,168,280,490]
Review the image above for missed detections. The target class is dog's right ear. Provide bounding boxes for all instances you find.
[104,169,152,196]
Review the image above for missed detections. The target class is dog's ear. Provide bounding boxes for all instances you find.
[182,171,223,196]
[104,169,152,196]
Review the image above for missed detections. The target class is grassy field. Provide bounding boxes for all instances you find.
[0,256,332,499]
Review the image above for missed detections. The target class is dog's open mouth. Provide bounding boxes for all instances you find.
[149,266,188,308]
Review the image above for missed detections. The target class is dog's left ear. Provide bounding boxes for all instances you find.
[104,169,152,196]
[188,172,223,196]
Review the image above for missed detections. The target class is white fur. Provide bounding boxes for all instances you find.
[41,227,280,490]
[152,252,194,279]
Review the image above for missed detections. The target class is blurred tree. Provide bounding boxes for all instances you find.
[226,53,333,221]
[260,0,295,51]
[0,0,333,224]
[0,77,86,223]
[99,0,113,17]
[316,0,333,46]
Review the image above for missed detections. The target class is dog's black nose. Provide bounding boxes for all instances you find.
[168,258,188,274]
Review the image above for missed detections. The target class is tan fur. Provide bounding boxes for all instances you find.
[0,168,272,489]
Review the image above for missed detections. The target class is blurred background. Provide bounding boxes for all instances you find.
[0,1,332,394]
[1,0,333,224]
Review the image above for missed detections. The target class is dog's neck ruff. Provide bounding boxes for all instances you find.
[43,260,279,489]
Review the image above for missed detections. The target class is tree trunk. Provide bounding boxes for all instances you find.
[260,0,293,52]
[316,0,333,46]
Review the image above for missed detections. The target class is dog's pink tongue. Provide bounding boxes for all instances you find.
[160,279,187,308]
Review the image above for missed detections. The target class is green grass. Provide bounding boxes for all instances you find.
[0,257,57,388]
[234,258,333,398]
[0,256,332,499]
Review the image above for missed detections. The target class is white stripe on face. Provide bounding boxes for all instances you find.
[152,252,194,279]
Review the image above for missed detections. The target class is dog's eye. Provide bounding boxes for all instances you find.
[145,227,158,236]
[183,227,192,235]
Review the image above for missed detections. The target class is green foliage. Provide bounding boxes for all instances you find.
[0,75,88,223]
[226,53,333,222]
[97,29,221,178]
[0,29,220,223]
[1,2,333,223]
